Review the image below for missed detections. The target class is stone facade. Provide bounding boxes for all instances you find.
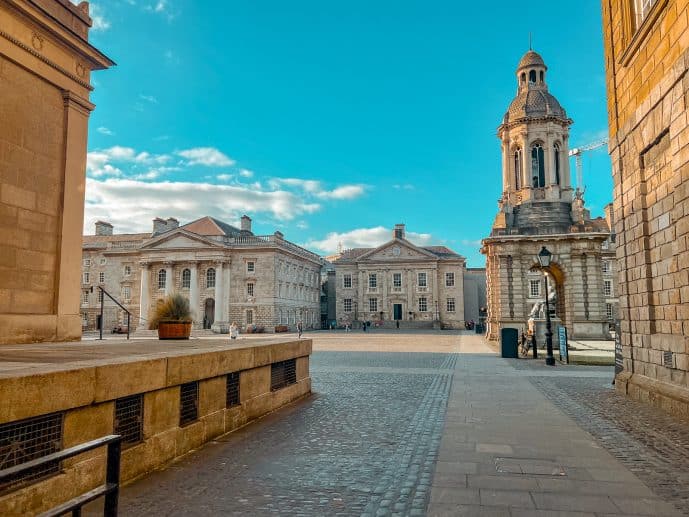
[482,51,618,341]
[0,0,113,344]
[81,216,322,332]
[602,0,689,414]
[331,225,469,329]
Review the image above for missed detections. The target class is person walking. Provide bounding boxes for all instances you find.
[297,320,303,338]
[229,322,238,340]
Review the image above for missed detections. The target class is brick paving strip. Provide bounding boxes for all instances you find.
[429,335,684,516]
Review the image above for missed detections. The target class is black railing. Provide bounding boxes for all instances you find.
[96,287,131,341]
[0,435,122,517]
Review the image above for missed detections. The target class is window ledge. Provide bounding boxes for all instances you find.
[620,0,668,67]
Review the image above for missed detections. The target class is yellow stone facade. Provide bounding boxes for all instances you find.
[0,0,113,344]
[602,0,689,415]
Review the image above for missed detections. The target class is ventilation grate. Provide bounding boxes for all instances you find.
[226,372,240,408]
[179,382,199,426]
[271,359,297,391]
[663,351,674,368]
[0,412,63,493]
[114,395,143,447]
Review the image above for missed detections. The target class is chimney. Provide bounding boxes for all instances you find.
[95,221,113,236]
[166,217,179,231]
[152,217,167,234]
[240,215,252,233]
[604,203,614,232]
[393,224,405,240]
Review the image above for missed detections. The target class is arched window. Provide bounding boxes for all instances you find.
[539,70,544,83]
[553,143,561,185]
[157,269,166,290]
[529,70,537,83]
[514,148,522,189]
[206,268,216,288]
[182,268,191,288]
[520,72,526,84]
[531,144,545,188]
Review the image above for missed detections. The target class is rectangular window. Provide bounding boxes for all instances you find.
[179,382,199,426]
[369,274,377,288]
[343,274,352,288]
[606,303,614,320]
[604,280,613,297]
[123,286,131,300]
[124,265,131,276]
[602,260,611,274]
[633,0,658,29]
[247,261,255,273]
[344,298,352,312]
[418,272,427,287]
[83,272,90,284]
[271,359,297,391]
[83,259,91,267]
[98,290,104,303]
[246,310,253,324]
[445,272,455,287]
[99,272,105,283]
[114,395,143,448]
[393,273,402,287]
[247,283,254,296]
[369,298,378,312]
[418,297,428,312]
[530,279,541,297]
[226,372,240,408]
[82,290,89,305]
[447,298,456,312]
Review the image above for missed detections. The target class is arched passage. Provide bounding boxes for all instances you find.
[204,298,215,329]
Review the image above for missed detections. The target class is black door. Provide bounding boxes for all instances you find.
[393,304,402,320]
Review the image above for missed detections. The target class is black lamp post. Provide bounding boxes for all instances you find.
[538,246,555,366]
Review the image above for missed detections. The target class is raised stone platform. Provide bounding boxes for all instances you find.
[0,337,312,515]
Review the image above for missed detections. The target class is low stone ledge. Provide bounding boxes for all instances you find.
[616,371,689,419]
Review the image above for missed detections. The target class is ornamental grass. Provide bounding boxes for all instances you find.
[149,293,192,329]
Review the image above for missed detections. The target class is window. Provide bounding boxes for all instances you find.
[602,260,611,274]
[179,382,199,426]
[99,272,105,283]
[604,280,613,297]
[100,258,107,266]
[82,290,89,305]
[114,395,143,447]
[83,258,91,267]
[445,272,455,287]
[124,265,131,276]
[369,298,378,312]
[246,310,253,324]
[514,148,522,189]
[123,286,131,300]
[182,268,191,288]
[247,283,254,297]
[447,298,456,312]
[520,72,526,84]
[369,274,377,288]
[539,70,544,83]
[418,272,427,287]
[83,272,90,284]
[206,268,216,288]
[418,297,428,312]
[158,269,166,289]
[247,261,255,273]
[632,0,659,29]
[98,289,103,303]
[606,303,614,320]
[554,143,561,185]
[344,299,352,312]
[393,273,402,288]
[271,359,296,391]
[529,69,537,83]
[226,372,240,408]
[530,279,541,297]
[531,144,545,187]
[343,274,352,288]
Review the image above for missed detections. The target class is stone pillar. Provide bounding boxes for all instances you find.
[501,141,510,191]
[189,262,199,326]
[521,134,530,190]
[165,262,173,296]
[212,261,225,331]
[139,262,150,328]
[223,260,231,322]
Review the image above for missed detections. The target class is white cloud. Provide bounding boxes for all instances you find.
[86,146,174,178]
[139,94,158,104]
[177,147,235,167]
[268,178,366,200]
[89,4,110,31]
[317,185,365,200]
[306,226,435,254]
[393,184,415,190]
[84,178,321,234]
[97,126,114,136]
[239,169,254,178]
[216,174,233,182]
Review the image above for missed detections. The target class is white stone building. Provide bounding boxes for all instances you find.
[481,50,618,341]
[331,224,469,329]
[81,216,322,332]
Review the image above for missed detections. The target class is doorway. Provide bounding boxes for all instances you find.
[204,298,215,329]
[393,304,403,321]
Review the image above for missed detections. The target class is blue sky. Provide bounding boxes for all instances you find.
[83,0,612,266]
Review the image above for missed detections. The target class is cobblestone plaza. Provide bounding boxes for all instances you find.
[95,332,689,516]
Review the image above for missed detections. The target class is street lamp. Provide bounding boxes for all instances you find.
[537,246,555,366]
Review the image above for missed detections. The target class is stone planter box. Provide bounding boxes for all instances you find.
[158,322,192,340]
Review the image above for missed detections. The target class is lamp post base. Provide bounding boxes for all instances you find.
[545,356,555,366]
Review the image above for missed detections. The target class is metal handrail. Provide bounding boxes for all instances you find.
[97,287,131,340]
[0,434,122,517]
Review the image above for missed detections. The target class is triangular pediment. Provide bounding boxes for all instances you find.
[141,230,222,250]
[357,239,437,262]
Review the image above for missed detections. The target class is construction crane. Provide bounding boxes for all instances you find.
[568,138,609,195]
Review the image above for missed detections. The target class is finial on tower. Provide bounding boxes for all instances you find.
[529,32,533,51]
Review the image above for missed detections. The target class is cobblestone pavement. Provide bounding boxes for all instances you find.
[112,351,457,516]
[529,370,689,515]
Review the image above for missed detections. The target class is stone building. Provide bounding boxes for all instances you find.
[332,224,469,329]
[0,0,113,344]
[602,0,689,413]
[81,215,322,332]
[481,50,618,342]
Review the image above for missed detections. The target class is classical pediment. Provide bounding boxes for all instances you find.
[140,230,221,250]
[357,240,437,262]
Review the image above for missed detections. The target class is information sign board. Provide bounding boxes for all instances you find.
[558,326,569,364]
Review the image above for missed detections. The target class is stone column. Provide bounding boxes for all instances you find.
[521,134,531,192]
[139,262,150,328]
[223,259,231,323]
[501,140,510,191]
[165,262,173,296]
[189,262,199,326]
[213,261,225,331]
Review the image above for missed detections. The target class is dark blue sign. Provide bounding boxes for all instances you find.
[558,326,569,364]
